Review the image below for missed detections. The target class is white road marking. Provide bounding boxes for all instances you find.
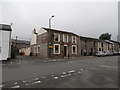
[12,85,20,88]
[68,70,76,73]
[61,74,70,78]
[62,72,66,74]
[54,77,58,79]
[52,75,55,77]
[100,65,118,69]
[14,82,17,85]
[23,80,27,83]
[41,77,46,78]
[34,81,41,84]
[34,78,39,80]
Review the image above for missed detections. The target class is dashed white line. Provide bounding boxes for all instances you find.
[12,85,20,88]
[34,81,41,84]
[23,80,27,83]
[54,77,58,79]
[13,82,17,85]
[62,72,66,74]
[61,74,70,78]
[68,70,76,73]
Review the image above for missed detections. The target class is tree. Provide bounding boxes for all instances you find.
[99,33,111,40]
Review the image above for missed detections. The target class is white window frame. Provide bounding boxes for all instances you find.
[53,44,60,54]
[63,34,68,42]
[37,45,40,53]
[54,33,60,42]
[72,45,77,54]
[72,36,77,43]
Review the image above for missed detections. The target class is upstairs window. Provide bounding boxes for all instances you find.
[101,43,103,47]
[54,33,60,42]
[72,36,77,43]
[63,34,68,42]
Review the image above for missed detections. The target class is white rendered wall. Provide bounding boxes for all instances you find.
[0,30,10,60]
[38,28,47,35]
[30,33,36,45]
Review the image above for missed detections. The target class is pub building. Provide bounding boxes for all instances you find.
[30,27,80,59]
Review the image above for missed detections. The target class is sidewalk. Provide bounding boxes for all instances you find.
[1,55,96,65]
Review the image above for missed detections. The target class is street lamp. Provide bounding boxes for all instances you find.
[49,15,55,29]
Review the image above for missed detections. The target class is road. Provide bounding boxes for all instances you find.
[1,56,118,88]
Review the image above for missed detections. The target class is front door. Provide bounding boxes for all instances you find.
[64,46,67,57]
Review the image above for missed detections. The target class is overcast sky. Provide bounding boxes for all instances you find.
[0,0,119,41]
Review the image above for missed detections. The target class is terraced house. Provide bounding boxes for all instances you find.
[30,27,120,58]
[80,36,98,56]
[30,27,80,58]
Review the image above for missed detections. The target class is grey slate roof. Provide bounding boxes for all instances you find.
[42,27,79,36]
[0,24,12,31]
[12,39,30,45]
[80,36,99,41]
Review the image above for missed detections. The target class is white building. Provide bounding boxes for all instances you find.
[0,24,12,60]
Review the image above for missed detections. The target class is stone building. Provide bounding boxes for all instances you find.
[30,27,80,58]
[80,36,116,56]
[80,36,98,56]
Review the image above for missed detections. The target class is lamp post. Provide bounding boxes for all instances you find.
[49,15,55,29]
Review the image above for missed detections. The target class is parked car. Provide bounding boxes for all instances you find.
[105,51,113,56]
[113,51,118,55]
[95,51,106,57]
[118,51,120,55]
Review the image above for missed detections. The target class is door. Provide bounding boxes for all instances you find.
[64,46,67,57]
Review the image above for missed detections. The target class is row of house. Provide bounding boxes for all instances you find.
[29,27,120,59]
[0,24,119,60]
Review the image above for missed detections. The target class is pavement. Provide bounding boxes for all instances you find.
[1,55,119,88]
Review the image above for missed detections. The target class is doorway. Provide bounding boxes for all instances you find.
[64,45,68,57]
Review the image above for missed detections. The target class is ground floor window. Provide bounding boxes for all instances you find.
[53,44,60,54]
[72,45,77,54]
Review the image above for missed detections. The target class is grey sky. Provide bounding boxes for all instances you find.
[1,1,118,41]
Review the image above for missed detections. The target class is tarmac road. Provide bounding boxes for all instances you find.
[1,56,118,88]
